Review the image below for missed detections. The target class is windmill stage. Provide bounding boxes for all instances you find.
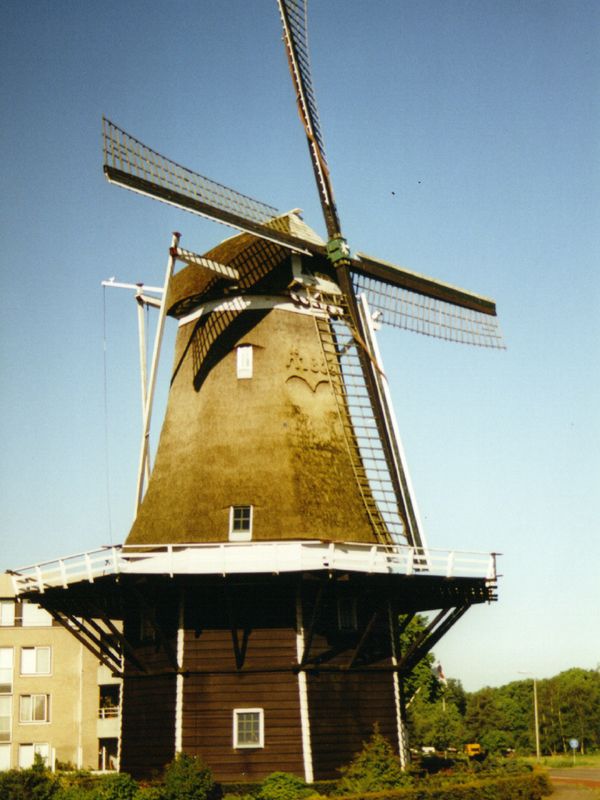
[9,0,502,782]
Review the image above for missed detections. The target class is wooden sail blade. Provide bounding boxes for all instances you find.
[102,118,323,257]
[277,0,342,239]
[351,253,505,349]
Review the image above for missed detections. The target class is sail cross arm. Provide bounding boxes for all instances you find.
[351,253,497,316]
[351,253,505,349]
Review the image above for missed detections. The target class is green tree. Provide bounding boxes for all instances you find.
[337,727,412,793]
[410,699,466,751]
[162,753,215,800]
[398,615,439,705]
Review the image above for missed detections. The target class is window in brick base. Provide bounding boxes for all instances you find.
[233,708,264,748]
[336,596,358,631]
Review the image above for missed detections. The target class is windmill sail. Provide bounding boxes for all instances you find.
[102,118,324,256]
[277,0,341,238]
[352,254,505,349]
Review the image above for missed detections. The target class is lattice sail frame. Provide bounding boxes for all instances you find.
[353,272,505,349]
[103,118,279,225]
[306,288,412,547]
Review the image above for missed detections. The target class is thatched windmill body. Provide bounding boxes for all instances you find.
[11,0,502,782]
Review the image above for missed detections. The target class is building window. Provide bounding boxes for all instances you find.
[233,708,264,749]
[0,648,13,694]
[337,596,358,631]
[99,685,120,719]
[20,647,51,676]
[21,604,52,627]
[98,737,119,771]
[18,742,48,769]
[229,505,253,541]
[0,697,11,742]
[0,601,15,627]
[236,345,253,379]
[0,743,10,770]
[19,695,49,724]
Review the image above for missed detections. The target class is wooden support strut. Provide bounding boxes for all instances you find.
[82,597,148,674]
[345,608,380,669]
[300,582,324,666]
[224,591,250,670]
[46,608,122,675]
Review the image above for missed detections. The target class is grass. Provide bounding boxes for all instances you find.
[523,753,600,769]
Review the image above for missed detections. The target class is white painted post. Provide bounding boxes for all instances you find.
[388,603,410,768]
[174,590,185,754]
[135,232,181,511]
[295,589,314,783]
[136,288,151,488]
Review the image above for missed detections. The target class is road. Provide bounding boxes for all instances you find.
[549,768,600,799]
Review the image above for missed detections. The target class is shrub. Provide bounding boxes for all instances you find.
[337,728,412,794]
[258,772,311,800]
[162,753,216,800]
[134,785,167,800]
[0,756,58,800]
[96,773,139,800]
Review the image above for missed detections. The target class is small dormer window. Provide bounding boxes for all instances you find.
[236,345,253,379]
[229,505,253,541]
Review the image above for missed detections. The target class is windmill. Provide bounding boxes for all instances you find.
[11,0,502,782]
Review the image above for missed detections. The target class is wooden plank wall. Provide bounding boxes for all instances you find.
[308,671,397,779]
[181,584,304,782]
[120,589,179,778]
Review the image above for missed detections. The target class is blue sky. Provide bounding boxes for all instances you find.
[1,0,598,691]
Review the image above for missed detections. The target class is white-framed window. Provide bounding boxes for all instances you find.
[236,345,253,379]
[0,743,10,770]
[18,742,49,769]
[0,602,15,627]
[20,647,51,676]
[233,708,264,749]
[19,695,49,724]
[0,697,12,743]
[21,604,52,627]
[0,648,13,694]
[229,505,253,541]
[337,596,358,631]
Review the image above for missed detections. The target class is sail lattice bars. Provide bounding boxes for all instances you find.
[103,117,279,225]
[353,271,505,349]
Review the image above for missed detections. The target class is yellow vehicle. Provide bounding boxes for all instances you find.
[465,743,482,758]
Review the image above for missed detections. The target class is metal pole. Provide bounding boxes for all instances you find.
[135,232,180,511]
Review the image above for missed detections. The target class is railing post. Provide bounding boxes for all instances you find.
[34,565,45,594]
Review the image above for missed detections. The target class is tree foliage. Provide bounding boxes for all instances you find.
[337,727,413,793]
[408,661,600,756]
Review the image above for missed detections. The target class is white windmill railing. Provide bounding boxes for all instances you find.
[9,541,498,596]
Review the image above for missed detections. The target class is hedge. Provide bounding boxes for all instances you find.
[325,770,551,800]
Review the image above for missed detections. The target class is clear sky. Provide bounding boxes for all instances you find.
[1,0,598,692]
